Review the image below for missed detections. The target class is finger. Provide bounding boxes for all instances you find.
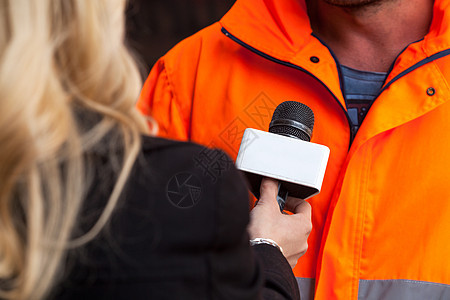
[284,196,300,213]
[257,177,279,206]
[285,198,311,219]
[284,196,310,215]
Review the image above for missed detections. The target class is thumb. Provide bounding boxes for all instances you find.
[257,178,279,210]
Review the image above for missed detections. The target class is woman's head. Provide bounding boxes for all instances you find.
[0,1,149,298]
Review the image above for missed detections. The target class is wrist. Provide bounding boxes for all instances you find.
[249,237,284,255]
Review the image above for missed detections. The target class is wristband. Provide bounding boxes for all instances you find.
[249,238,284,255]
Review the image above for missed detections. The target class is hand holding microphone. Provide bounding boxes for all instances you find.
[238,101,329,266]
[248,178,312,268]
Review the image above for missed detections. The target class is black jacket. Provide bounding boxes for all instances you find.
[52,136,299,299]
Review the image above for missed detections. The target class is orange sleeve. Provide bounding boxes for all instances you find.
[137,58,190,141]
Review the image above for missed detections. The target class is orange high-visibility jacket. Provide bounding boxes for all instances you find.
[138,0,450,298]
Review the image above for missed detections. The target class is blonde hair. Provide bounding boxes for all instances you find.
[0,0,152,298]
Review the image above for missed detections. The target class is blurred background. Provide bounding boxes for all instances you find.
[126,0,236,78]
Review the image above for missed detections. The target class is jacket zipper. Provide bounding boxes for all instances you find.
[311,32,358,143]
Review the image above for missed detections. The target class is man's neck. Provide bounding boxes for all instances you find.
[307,0,434,72]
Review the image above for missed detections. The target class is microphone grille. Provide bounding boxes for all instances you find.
[269,101,315,141]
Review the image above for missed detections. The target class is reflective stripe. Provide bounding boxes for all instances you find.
[296,277,315,300]
[359,279,450,300]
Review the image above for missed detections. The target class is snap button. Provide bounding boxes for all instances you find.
[310,56,320,63]
[426,87,436,96]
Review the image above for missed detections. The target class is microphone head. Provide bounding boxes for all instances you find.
[269,101,315,141]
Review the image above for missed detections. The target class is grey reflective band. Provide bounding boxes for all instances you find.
[269,119,313,138]
[296,277,315,300]
[359,279,450,300]
[295,278,450,299]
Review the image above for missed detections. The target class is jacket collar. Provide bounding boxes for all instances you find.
[220,0,312,62]
[220,0,346,107]
[220,0,450,72]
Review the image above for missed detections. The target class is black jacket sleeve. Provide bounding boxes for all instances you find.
[253,244,301,300]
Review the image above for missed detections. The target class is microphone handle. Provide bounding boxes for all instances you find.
[277,182,289,212]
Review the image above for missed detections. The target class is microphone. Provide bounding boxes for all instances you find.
[235,101,329,211]
[268,101,315,210]
[269,101,314,142]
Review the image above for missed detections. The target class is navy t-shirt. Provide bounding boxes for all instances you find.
[340,65,387,135]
